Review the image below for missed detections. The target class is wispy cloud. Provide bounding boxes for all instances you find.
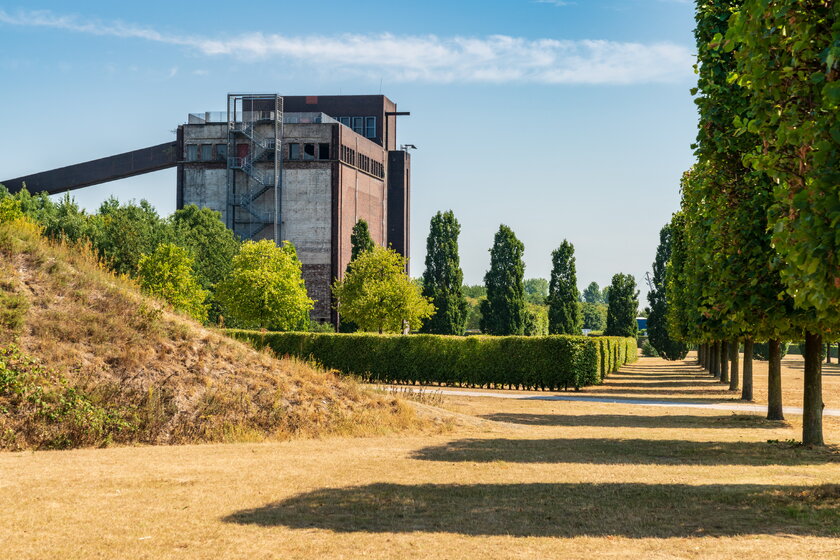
[534,0,576,6]
[0,8,693,85]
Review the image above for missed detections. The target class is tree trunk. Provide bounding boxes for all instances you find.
[827,343,832,364]
[767,339,784,420]
[802,331,824,446]
[728,340,739,391]
[719,341,729,384]
[741,339,753,401]
[698,344,703,367]
[711,342,719,377]
[703,343,710,371]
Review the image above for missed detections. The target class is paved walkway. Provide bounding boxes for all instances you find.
[431,389,840,417]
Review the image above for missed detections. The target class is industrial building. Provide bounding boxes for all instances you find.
[2,94,412,325]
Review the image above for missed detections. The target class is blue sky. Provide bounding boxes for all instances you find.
[0,0,697,301]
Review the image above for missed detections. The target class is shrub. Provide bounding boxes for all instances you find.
[641,339,659,357]
[228,331,636,390]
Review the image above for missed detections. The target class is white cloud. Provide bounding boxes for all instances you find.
[0,8,693,85]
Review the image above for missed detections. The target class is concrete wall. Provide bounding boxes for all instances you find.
[282,166,332,321]
[183,167,227,222]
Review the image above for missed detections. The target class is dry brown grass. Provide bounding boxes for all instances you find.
[0,220,427,449]
[2,356,838,559]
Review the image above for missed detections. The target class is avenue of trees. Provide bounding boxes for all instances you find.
[655,0,838,446]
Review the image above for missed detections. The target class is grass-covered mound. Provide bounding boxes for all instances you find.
[0,219,422,450]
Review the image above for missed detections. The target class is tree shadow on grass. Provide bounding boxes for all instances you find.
[579,387,734,397]
[482,412,786,430]
[409,438,840,466]
[520,393,746,405]
[222,482,840,538]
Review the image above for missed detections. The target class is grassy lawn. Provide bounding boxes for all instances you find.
[2,356,839,559]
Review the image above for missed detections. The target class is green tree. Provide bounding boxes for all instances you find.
[727,0,838,445]
[332,246,434,333]
[582,282,603,304]
[137,243,209,322]
[95,198,172,276]
[524,278,549,305]
[480,225,526,335]
[605,273,639,338]
[420,210,468,335]
[581,302,607,331]
[0,197,24,222]
[547,240,581,335]
[646,224,688,360]
[350,218,375,261]
[216,239,313,330]
[171,205,240,289]
[462,284,487,298]
[524,303,549,336]
[340,219,376,332]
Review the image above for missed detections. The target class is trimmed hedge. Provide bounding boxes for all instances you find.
[227,331,637,390]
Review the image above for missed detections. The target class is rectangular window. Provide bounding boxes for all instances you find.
[289,143,300,160]
[352,117,364,135]
[200,144,213,161]
[185,144,198,161]
[318,143,330,160]
[339,117,351,127]
[303,143,316,160]
[365,117,376,139]
[215,143,227,161]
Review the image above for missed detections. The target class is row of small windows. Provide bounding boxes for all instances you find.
[337,116,376,139]
[339,145,384,179]
[185,143,227,162]
[288,143,330,160]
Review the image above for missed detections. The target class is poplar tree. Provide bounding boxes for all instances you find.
[420,210,468,335]
[604,273,639,338]
[350,219,375,261]
[341,219,376,332]
[647,224,687,360]
[582,282,603,304]
[546,240,581,335]
[480,225,526,336]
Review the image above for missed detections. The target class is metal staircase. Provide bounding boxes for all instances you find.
[225,94,283,242]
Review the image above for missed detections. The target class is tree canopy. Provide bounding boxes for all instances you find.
[420,210,468,335]
[547,240,581,335]
[480,225,526,336]
[646,224,687,360]
[605,273,639,338]
[216,240,313,331]
[137,243,209,322]
[333,246,434,334]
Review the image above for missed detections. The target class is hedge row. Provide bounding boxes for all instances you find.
[228,331,637,390]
